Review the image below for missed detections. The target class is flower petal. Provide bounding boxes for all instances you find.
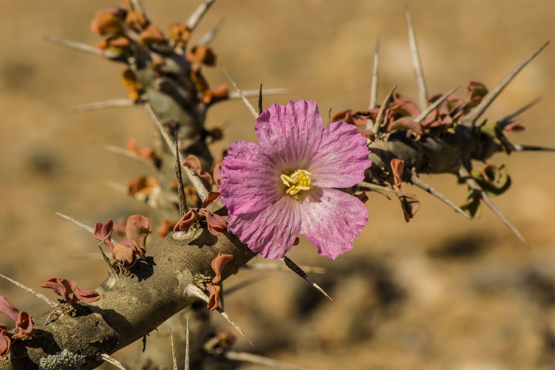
[309,121,371,188]
[299,188,368,260]
[228,196,301,259]
[255,100,323,168]
[220,141,283,215]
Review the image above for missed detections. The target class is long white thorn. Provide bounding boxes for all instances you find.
[372,86,397,136]
[76,99,136,112]
[98,144,152,167]
[221,66,259,119]
[43,36,124,61]
[224,351,308,370]
[414,86,460,122]
[461,42,549,127]
[408,170,470,219]
[405,7,428,110]
[369,36,380,110]
[145,104,209,201]
[56,212,94,234]
[0,273,56,307]
[187,0,216,32]
[100,354,128,370]
[198,19,223,45]
[243,262,326,274]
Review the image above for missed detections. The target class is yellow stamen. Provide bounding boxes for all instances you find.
[280,169,313,195]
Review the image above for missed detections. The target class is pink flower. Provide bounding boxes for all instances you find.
[220,100,371,260]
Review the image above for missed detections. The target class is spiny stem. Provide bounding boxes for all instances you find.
[76,99,137,112]
[187,0,217,32]
[0,273,56,307]
[282,257,332,301]
[223,351,308,370]
[458,166,530,249]
[372,86,397,136]
[145,104,209,201]
[221,66,259,119]
[405,7,428,110]
[461,41,549,127]
[198,19,223,45]
[414,86,459,123]
[407,170,471,219]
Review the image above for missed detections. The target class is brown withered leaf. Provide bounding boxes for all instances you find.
[93,220,115,251]
[183,155,216,188]
[399,193,421,222]
[198,208,227,236]
[140,24,166,45]
[126,215,151,255]
[389,117,423,135]
[121,69,143,102]
[173,208,198,233]
[90,8,125,36]
[186,45,217,66]
[201,192,221,209]
[0,324,10,358]
[168,23,191,45]
[390,158,405,187]
[41,278,100,306]
[206,284,221,311]
[211,253,234,285]
[127,176,160,207]
[0,296,34,339]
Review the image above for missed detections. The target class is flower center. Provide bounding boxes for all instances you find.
[280,169,313,195]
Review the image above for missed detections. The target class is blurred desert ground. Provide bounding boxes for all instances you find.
[1,0,555,369]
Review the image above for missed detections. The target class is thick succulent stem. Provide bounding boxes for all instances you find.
[0,220,255,370]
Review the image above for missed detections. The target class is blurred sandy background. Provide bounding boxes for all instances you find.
[1,0,555,369]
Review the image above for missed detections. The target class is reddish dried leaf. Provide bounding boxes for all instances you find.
[212,162,222,189]
[400,193,421,222]
[354,192,369,204]
[90,8,124,36]
[504,120,525,132]
[467,80,488,100]
[112,241,139,268]
[41,278,100,306]
[140,24,165,45]
[183,155,215,188]
[201,192,221,209]
[199,208,228,236]
[126,215,151,255]
[211,253,234,284]
[0,324,10,358]
[186,45,217,66]
[206,284,221,311]
[11,311,35,339]
[390,159,405,187]
[93,220,115,251]
[173,208,198,233]
[0,297,19,323]
[190,68,210,95]
[168,23,191,44]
